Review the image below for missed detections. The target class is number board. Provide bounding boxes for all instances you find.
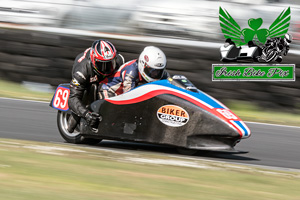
[216,108,238,120]
[52,86,70,111]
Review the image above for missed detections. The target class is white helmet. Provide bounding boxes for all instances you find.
[138,46,167,82]
[284,33,292,45]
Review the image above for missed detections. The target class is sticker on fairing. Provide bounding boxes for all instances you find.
[52,86,70,111]
[157,105,189,127]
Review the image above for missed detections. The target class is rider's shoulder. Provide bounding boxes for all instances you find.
[119,59,138,71]
[72,58,91,78]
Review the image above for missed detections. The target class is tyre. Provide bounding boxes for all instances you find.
[176,147,198,156]
[57,111,101,145]
[265,50,278,63]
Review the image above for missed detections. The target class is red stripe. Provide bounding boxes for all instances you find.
[105,41,114,57]
[115,86,124,95]
[106,89,243,137]
[113,71,121,78]
[106,89,211,109]
[100,78,109,84]
[120,60,136,71]
[78,48,91,63]
[230,123,243,137]
[95,43,102,59]
[100,41,105,58]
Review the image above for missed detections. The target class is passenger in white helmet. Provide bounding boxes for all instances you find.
[98,46,169,99]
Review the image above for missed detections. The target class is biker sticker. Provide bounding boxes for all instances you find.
[157,105,189,127]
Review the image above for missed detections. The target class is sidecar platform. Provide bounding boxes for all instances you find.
[80,79,250,151]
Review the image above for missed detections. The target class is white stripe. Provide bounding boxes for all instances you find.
[118,54,125,65]
[107,84,214,109]
[122,71,126,80]
[230,120,245,137]
[245,121,300,129]
[76,71,86,80]
[169,155,300,172]
[0,97,49,104]
[240,121,251,136]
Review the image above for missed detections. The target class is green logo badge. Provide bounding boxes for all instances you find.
[219,7,291,46]
[212,64,295,81]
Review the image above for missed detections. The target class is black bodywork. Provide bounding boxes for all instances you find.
[51,76,250,150]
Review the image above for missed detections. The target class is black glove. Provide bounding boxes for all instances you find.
[84,112,100,127]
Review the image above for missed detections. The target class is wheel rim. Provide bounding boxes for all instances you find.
[59,112,80,137]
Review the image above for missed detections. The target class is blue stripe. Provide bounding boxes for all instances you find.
[234,121,249,136]
[146,80,226,109]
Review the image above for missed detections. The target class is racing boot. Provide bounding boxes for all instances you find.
[67,113,80,133]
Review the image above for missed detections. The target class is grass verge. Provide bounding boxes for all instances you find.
[0,79,299,127]
[227,100,300,127]
[0,138,299,200]
[0,80,52,101]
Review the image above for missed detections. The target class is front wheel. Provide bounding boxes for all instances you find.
[265,50,278,63]
[57,111,101,145]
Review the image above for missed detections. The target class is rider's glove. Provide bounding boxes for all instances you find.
[84,111,100,127]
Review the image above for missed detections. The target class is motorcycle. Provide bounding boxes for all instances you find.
[220,39,262,62]
[50,75,251,154]
[259,40,289,63]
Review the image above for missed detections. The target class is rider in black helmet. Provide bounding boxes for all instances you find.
[67,39,124,133]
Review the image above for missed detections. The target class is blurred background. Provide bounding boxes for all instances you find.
[0,0,299,112]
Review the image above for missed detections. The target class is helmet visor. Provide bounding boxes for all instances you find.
[144,63,165,80]
[95,58,116,75]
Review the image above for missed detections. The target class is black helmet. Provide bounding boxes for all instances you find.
[90,39,117,76]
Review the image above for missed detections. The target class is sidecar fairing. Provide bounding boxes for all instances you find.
[81,76,251,151]
[238,46,261,62]
[220,42,240,62]
[220,39,262,62]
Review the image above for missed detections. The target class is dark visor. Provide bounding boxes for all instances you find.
[144,64,164,79]
[95,59,116,75]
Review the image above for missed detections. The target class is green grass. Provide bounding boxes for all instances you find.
[0,79,299,127]
[227,100,300,127]
[0,80,52,101]
[0,138,299,200]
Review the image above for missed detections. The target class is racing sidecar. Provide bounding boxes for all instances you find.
[50,75,251,152]
[220,39,262,62]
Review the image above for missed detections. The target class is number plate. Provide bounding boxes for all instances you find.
[216,108,238,120]
[52,86,70,111]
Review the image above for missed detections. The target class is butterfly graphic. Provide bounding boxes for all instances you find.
[219,7,291,46]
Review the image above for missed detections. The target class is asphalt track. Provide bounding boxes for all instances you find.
[1,97,299,170]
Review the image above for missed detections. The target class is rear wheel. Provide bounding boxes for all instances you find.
[57,111,101,145]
